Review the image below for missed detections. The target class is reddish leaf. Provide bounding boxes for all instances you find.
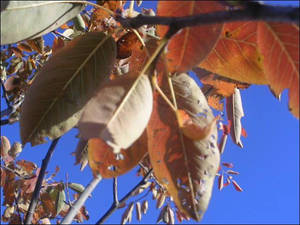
[41,192,57,217]
[199,22,267,84]
[222,162,234,168]
[232,180,243,192]
[117,31,141,59]
[88,132,147,178]
[218,174,224,190]
[18,43,33,52]
[227,170,240,175]
[223,177,231,187]
[207,95,224,111]
[4,76,21,92]
[10,46,24,58]
[257,23,299,118]
[27,37,45,54]
[3,171,15,206]
[16,160,37,174]
[157,1,224,73]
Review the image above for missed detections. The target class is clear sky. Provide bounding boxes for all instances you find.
[1,1,299,224]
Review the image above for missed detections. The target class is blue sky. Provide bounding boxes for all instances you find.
[1,1,299,224]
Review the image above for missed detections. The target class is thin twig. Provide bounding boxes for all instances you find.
[113,177,119,206]
[24,138,60,225]
[0,119,9,126]
[0,165,35,180]
[116,3,299,29]
[96,169,153,224]
[65,173,73,206]
[61,174,102,224]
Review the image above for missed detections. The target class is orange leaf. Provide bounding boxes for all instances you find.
[157,1,224,73]
[147,73,220,221]
[88,132,147,178]
[199,22,267,84]
[116,31,141,59]
[176,109,219,141]
[257,22,299,118]
[17,43,33,53]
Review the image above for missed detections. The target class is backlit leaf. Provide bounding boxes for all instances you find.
[257,22,299,118]
[157,1,224,73]
[88,132,147,178]
[232,180,243,192]
[79,74,152,153]
[20,32,116,146]
[147,73,219,221]
[1,1,84,44]
[199,22,267,84]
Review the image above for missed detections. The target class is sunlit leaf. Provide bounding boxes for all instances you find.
[136,202,142,221]
[20,32,116,146]
[226,88,245,148]
[257,22,299,118]
[199,22,267,84]
[147,73,219,221]
[79,74,152,153]
[232,180,243,192]
[1,1,84,44]
[157,1,224,73]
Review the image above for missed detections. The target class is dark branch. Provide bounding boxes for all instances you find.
[24,138,60,225]
[96,169,153,224]
[0,119,9,126]
[116,3,299,29]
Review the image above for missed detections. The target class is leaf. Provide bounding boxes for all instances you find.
[73,139,88,171]
[79,74,153,153]
[193,67,250,97]
[87,132,147,178]
[168,206,175,225]
[218,174,224,191]
[199,22,267,84]
[176,109,219,141]
[16,160,37,174]
[41,192,56,217]
[121,202,134,225]
[20,32,116,146]
[141,200,148,214]
[226,88,245,148]
[231,180,243,192]
[27,37,45,54]
[135,202,142,221]
[257,22,299,118]
[1,1,85,44]
[3,171,16,206]
[1,136,11,157]
[17,43,33,53]
[156,193,166,209]
[52,37,65,55]
[157,1,224,73]
[147,73,220,221]
[55,188,66,215]
[227,170,240,175]
[222,162,234,168]
[117,31,141,59]
[68,182,85,194]
[156,205,168,224]
[9,142,22,158]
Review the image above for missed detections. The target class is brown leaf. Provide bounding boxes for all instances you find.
[4,76,22,92]
[3,170,16,206]
[27,37,45,54]
[88,131,147,178]
[117,31,141,59]
[156,192,166,209]
[16,160,37,174]
[73,139,88,171]
[18,43,33,52]
[147,73,220,221]
[157,1,224,73]
[222,162,234,168]
[41,192,57,217]
[52,37,65,55]
[9,46,24,58]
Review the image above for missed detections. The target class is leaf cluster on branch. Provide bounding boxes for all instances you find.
[0,0,299,224]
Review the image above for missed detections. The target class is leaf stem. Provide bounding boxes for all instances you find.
[61,174,102,224]
[24,138,60,225]
[96,169,153,224]
[113,177,119,206]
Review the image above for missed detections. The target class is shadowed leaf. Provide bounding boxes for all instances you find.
[1,1,85,44]
[20,32,116,146]
[79,74,152,153]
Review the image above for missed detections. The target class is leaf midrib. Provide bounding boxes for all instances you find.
[26,34,112,143]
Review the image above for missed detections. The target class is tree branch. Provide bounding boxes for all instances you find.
[113,177,119,206]
[96,169,153,224]
[24,138,60,225]
[116,3,299,30]
[61,174,102,224]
